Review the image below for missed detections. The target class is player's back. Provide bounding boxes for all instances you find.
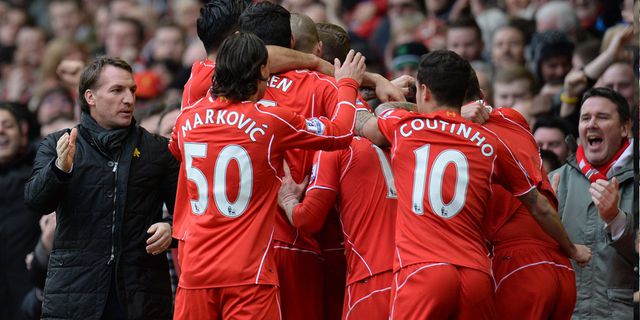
[262,69,343,248]
[169,94,353,289]
[376,109,534,274]
[309,137,397,285]
[481,108,559,249]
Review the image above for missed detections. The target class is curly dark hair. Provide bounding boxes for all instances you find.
[211,32,268,102]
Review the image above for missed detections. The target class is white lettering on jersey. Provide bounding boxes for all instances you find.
[267,75,294,92]
[399,119,494,157]
[181,108,267,142]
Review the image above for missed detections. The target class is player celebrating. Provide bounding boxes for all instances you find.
[277,134,397,319]
[354,50,591,319]
[169,32,366,319]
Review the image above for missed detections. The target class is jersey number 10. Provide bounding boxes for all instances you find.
[412,144,469,219]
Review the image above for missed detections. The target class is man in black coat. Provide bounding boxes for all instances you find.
[25,57,178,320]
[0,104,40,320]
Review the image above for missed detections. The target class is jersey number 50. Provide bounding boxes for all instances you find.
[185,143,253,218]
[412,144,469,219]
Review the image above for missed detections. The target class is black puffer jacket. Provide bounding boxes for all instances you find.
[0,149,40,320]
[24,115,179,320]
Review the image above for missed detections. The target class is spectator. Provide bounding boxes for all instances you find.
[535,1,579,40]
[149,22,186,66]
[19,212,56,320]
[34,86,76,130]
[491,24,526,68]
[47,0,90,42]
[446,16,484,62]
[528,30,574,97]
[532,115,572,164]
[492,64,535,109]
[597,62,635,108]
[550,87,635,319]
[391,41,428,79]
[24,57,178,319]
[104,17,145,65]
[0,104,40,320]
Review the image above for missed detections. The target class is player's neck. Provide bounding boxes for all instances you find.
[432,105,460,114]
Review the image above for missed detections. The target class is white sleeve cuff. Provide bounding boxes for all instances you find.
[604,210,626,241]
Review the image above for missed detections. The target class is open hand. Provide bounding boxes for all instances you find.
[334,49,366,85]
[55,128,78,173]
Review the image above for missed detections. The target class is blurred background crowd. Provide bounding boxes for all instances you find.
[0,0,637,319]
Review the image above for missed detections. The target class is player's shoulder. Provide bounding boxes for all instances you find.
[490,108,529,128]
[290,69,338,87]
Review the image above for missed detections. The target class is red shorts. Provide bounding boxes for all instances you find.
[390,263,495,320]
[323,247,346,320]
[492,245,576,320]
[174,284,280,319]
[273,241,324,320]
[343,270,392,320]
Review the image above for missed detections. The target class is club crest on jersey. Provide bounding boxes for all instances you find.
[305,118,326,135]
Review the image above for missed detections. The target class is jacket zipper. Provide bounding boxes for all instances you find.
[107,161,118,265]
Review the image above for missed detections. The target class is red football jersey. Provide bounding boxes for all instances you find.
[300,137,397,285]
[181,59,215,109]
[482,108,559,248]
[168,78,359,288]
[376,108,535,274]
[261,70,369,251]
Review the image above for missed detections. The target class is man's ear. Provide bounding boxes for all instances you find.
[420,83,430,102]
[314,41,323,58]
[84,89,95,108]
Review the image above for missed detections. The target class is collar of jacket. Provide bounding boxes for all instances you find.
[567,154,634,184]
[78,112,137,158]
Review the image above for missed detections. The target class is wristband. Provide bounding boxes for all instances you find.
[560,93,578,104]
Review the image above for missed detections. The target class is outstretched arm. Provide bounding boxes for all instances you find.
[354,110,389,147]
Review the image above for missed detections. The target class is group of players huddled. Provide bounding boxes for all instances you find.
[168,1,591,319]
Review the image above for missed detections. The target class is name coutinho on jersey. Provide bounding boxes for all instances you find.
[181,108,268,142]
[399,118,495,157]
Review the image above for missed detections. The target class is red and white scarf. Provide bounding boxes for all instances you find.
[576,138,630,183]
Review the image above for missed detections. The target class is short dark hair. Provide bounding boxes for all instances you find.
[239,2,291,48]
[581,87,631,123]
[197,0,245,54]
[290,13,319,54]
[418,50,472,108]
[447,16,482,40]
[532,115,571,136]
[212,32,268,102]
[79,57,133,112]
[316,23,350,62]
